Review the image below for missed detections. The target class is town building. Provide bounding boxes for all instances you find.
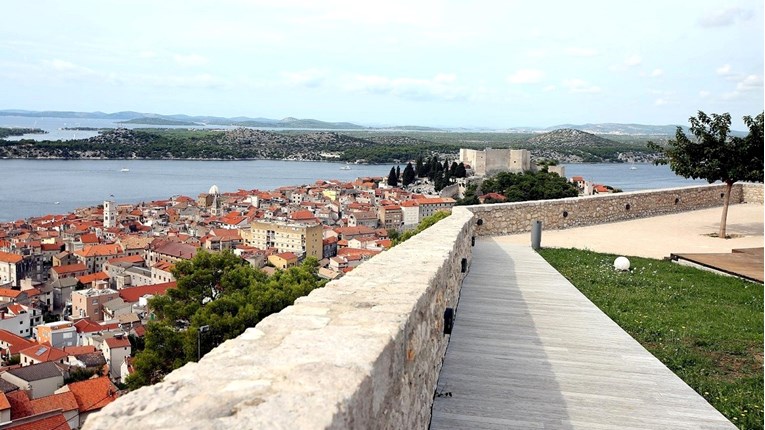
[71,285,119,322]
[244,219,322,259]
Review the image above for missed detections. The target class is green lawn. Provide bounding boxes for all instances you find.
[538,248,763,430]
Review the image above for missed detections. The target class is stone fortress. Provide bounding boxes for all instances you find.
[459,148,565,177]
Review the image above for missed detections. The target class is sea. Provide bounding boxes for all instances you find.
[0,115,710,222]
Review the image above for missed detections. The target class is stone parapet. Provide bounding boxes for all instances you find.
[468,183,758,236]
[742,183,764,203]
[84,207,476,430]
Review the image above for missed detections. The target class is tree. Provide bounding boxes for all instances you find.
[396,165,401,180]
[649,111,763,238]
[402,162,416,187]
[126,251,326,390]
[455,162,467,178]
[475,171,578,203]
[387,167,398,186]
[415,156,424,177]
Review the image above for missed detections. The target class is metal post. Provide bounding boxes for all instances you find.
[531,220,542,250]
[197,325,210,361]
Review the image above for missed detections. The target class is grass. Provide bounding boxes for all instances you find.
[538,248,763,430]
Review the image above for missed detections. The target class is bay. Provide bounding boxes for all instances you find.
[0,159,390,222]
[0,159,710,222]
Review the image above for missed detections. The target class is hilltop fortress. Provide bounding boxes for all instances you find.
[459,148,565,177]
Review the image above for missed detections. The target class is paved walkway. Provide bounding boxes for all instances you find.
[430,238,736,430]
[494,203,764,259]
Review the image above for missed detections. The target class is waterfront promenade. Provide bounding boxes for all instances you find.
[430,238,737,429]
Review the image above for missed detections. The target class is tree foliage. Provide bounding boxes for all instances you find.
[390,211,451,246]
[476,170,578,203]
[402,162,416,187]
[126,250,325,390]
[649,111,763,237]
[387,167,398,187]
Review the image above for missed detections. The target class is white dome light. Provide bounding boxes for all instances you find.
[208,185,220,195]
[614,256,630,271]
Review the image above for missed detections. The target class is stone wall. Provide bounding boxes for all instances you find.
[469,183,759,236]
[742,183,764,203]
[84,207,476,430]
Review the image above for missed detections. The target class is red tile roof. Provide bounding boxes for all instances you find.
[106,255,144,265]
[105,336,131,349]
[66,376,118,412]
[77,272,110,285]
[4,412,69,430]
[0,251,23,264]
[63,345,97,355]
[0,329,37,355]
[19,344,68,363]
[6,390,33,419]
[0,392,9,410]
[74,244,123,258]
[0,289,23,299]
[29,391,78,414]
[72,319,103,334]
[118,282,176,303]
[51,264,87,275]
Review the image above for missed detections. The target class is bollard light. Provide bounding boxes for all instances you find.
[443,308,454,335]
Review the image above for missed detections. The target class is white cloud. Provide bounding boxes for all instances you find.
[699,7,753,27]
[650,68,663,78]
[699,90,711,98]
[345,73,467,101]
[654,98,668,106]
[737,74,763,91]
[283,69,326,88]
[624,55,642,67]
[173,54,209,67]
[563,79,601,94]
[41,59,97,78]
[565,47,598,57]
[722,74,763,100]
[716,64,732,76]
[542,85,557,92]
[507,69,544,84]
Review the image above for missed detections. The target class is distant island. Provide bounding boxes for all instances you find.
[4,108,739,135]
[0,127,47,139]
[118,117,200,126]
[0,126,662,164]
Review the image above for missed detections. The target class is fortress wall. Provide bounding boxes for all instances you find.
[85,207,477,430]
[469,183,758,236]
[742,182,764,203]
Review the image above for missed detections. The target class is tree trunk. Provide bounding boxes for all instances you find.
[719,181,733,238]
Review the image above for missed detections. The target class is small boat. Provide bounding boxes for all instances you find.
[120,168,130,172]
[629,165,637,170]
[340,165,351,170]
[54,201,60,205]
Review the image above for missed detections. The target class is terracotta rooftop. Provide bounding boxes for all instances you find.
[65,376,119,413]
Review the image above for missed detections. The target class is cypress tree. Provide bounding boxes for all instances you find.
[402,162,416,187]
[387,167,399,187]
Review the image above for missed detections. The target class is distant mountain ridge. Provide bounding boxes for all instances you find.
[1,109,745,135]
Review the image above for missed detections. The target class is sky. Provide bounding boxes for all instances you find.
[1,1,763,129]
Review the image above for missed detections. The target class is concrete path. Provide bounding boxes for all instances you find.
[430,238,735,430]
[494,203,763,259]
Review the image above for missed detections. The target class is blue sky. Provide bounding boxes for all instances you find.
[1,1,762,129]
